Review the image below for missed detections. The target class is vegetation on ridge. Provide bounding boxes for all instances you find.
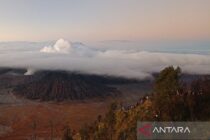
[63,66,210,140]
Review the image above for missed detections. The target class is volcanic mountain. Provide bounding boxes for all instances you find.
[13,71,120,101]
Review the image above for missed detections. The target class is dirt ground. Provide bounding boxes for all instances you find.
[0,100,112,140]
[0,83,149,140]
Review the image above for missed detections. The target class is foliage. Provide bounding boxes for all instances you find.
[68,66,210,140]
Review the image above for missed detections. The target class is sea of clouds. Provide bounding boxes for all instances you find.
[0,39,210,79]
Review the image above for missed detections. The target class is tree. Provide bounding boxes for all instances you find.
[105,102,118,139]
[31,120,37,140]
[79,124,90,140]
[62,125,73,140]
[97,115,102,123]
[49,120,54,140]
[153,66,181,120]
[154,66,181,95]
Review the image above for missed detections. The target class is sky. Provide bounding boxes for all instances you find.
[0,0,210,42]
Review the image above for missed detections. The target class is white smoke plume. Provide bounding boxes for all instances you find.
[24,68,36,75]
[40,39,72,53]
[0,39,210,79]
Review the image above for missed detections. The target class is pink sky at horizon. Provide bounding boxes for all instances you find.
[0,0,209,42]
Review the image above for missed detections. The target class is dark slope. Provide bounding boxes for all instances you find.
[13,71,119,101]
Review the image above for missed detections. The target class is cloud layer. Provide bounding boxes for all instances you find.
[0,39,210,79]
